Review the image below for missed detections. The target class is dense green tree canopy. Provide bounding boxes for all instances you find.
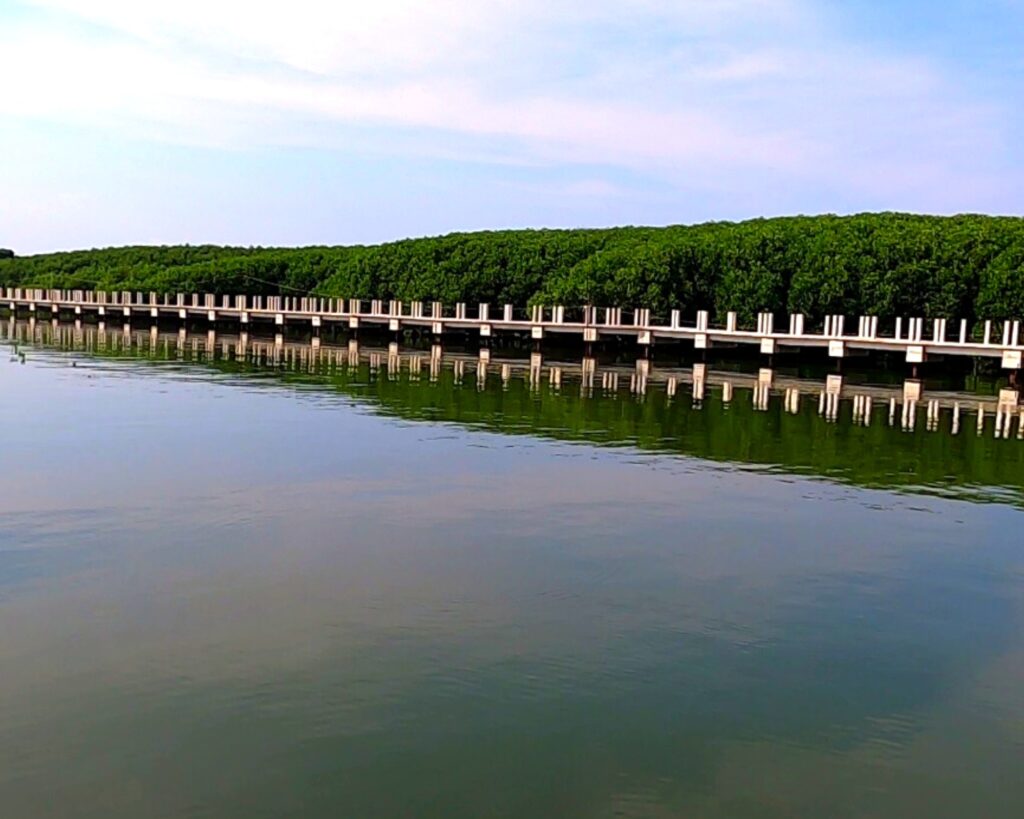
[2,214,1022,320]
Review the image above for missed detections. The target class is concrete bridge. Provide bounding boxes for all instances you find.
[2,287,1023,371]
[5,316,1023,438]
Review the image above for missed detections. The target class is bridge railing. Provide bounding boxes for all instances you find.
[1,288,1021,349]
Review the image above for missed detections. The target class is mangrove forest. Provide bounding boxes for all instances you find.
[2,213,1023,322]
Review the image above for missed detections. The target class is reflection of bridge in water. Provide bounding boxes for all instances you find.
[5,317,1024,440]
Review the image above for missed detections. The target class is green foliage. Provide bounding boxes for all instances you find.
[0,249,13,259]
[1,214,1022,320]
[976,242,1024,319]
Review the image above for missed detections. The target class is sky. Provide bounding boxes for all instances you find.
[1,0,1022,254]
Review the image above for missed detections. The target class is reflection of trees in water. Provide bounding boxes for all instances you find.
[5,319,1024,506]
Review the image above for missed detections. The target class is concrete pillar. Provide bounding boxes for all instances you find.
[784,387,800,414]
[529,351,543,391]
[753,382,769,411]
[901,399,917,431]
[581,356,596,394]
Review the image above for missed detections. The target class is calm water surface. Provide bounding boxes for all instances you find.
[1,327,1023,818]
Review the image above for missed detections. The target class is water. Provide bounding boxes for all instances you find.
[1,323,1023,818]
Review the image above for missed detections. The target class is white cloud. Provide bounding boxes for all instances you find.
[2,0,1019,209]
[25,0,513,75]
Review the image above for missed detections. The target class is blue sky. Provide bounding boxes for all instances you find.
[1,0,1022,254]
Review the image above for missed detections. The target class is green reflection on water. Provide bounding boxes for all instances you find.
[1,324,1024,819]
[14,321,1019,505]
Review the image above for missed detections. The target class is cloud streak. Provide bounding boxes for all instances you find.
[1,0,1021,251]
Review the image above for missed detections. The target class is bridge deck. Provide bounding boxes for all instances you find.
[2,288,1022,369]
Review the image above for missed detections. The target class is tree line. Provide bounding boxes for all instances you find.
[2,213,1022,321]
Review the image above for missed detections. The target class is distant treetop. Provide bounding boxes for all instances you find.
[1,214,1022,320]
